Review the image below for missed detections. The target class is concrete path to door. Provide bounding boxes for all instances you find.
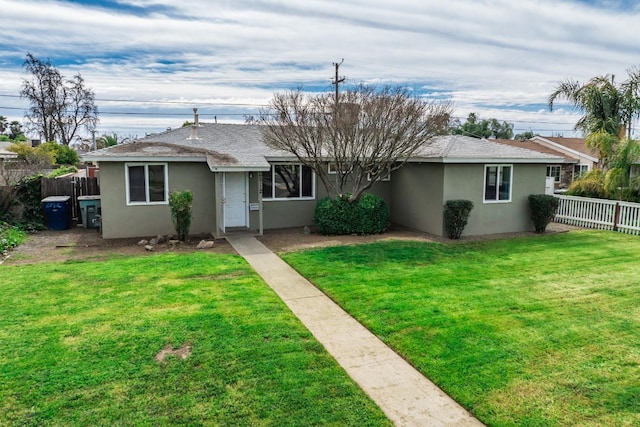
[226,235,483,427]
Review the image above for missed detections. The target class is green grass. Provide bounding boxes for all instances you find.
[0,252,391,426]
[0,222,26,253]
[282,230,640,427]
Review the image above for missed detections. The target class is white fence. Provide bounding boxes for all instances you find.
[554,195,640,236]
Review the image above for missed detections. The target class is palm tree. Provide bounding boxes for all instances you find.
[548,68,640,149]
[604,138,640,200]
[0,116,7,134]
[567,138,640,201]
[96,133,130,149]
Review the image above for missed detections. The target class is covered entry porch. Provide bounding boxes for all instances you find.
[212,170,266,239]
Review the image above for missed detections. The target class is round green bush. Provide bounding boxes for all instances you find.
[314,193,389,235]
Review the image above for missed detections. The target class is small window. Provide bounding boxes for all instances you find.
[367,170,391,182]
[573,164,589,179]
[328,162,352,174]
[484,165,512,203]
[262,164,315,200]
[126,163,168,205]
[546,165,561,182]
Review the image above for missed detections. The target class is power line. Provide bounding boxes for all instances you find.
[0,93,270,107]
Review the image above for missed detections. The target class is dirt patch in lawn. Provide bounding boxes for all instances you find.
[2,222,578,265]
[3,226,234,265]
[155,343,192,363]
[257,222,578,253]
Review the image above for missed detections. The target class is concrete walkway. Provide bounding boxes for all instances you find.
[226,235,483,427]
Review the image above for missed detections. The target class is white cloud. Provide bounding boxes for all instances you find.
[1,0,639,137]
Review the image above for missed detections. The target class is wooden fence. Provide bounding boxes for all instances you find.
[554,195,640,236]
[41,176,100,224]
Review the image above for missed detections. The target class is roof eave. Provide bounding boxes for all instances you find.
[408,156,566,164]
[82,155,208,162]
[532,136,599,163]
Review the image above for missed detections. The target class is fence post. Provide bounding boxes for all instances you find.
[613,202,620,231]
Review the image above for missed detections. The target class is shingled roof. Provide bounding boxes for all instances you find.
[491,138,577,163]
[83,124,563,167]
[412,135,562,163]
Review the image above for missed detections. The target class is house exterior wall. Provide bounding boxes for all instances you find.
[261,172,330,229]
[260,167,393,230]
[390,163,445,235]
[389,163,546,237]
[99,161,216,239]
[442,163,545,236]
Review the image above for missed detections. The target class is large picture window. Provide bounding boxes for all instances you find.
[484,165,512,203]
[262,164,314,200]
[125,163,168,205]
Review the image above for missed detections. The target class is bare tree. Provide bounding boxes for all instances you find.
[258,85,452,202]
[20,53,98,145]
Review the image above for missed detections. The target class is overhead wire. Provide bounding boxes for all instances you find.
[0,91,609,135]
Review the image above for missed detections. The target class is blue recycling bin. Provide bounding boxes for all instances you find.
[41,196,71,230]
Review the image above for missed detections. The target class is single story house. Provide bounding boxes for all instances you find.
[493,136,597,190]
[82,123,563,239]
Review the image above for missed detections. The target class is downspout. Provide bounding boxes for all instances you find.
[258,172,264,236]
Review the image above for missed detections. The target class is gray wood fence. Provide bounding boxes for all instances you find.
[41,176,100,224]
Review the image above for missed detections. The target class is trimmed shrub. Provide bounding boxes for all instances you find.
[355,193,390,234]
[528,194,559,233]
[169,190,193,241]
[314,193,389,235]
[444,199,474,239]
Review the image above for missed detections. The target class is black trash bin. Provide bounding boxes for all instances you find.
[41,196,71,230]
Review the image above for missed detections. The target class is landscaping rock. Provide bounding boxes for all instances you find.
[197,240,214,249]
[137,239,149,246]
[144,245,155,251]
[303,225,311,235]
[149,238,159,245]
[156,235,166,244]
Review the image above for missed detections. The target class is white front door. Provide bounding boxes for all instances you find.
[223,173,248,229]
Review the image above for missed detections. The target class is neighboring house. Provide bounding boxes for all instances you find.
[531,136,598,184]
[493,136,597,189]
[82,123,563,239]
[0,141,19,186]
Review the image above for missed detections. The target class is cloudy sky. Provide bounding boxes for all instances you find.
[1,0,639,140]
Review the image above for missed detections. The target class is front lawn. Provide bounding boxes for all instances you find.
[0,252,390,426]
[282,230,640,426]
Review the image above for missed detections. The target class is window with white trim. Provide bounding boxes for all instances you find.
[484,165,512,202]
[327,163,352,174]
[573,164,589,179]
[367,170,391,181]
[262,164,315,200]
[125,163,168,205]
[546,165,561,182]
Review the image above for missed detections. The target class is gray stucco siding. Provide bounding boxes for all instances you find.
[99,161,216,239]
[442,163,545,236]
[389,163,445,235]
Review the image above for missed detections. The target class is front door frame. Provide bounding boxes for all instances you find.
[221,172,249,233]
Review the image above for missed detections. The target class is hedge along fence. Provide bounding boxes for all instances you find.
[554,194,640,236]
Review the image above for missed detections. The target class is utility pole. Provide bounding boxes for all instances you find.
[332,59,345,105]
